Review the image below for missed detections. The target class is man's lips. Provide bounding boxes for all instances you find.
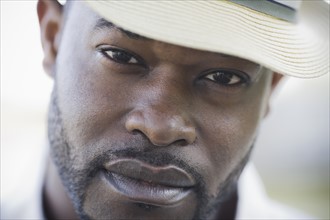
[104,159,196,188]
[102,159,196,206]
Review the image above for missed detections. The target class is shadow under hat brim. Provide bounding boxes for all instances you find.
[85,0,329,78]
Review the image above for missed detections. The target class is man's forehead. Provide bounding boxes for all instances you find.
[91,17,240,61]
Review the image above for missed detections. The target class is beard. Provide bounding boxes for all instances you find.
[48,86,253,220]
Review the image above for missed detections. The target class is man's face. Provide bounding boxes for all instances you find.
[47,2,276,219]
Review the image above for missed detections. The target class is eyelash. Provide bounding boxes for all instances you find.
[202,69,250,87]
[99,47,145,67]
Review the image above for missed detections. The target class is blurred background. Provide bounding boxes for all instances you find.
[1,1,329,219]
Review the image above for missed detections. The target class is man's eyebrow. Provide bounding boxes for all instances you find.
[94,18,149,41]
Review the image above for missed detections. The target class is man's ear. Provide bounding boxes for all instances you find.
[264,72,284,118]
[37,0,63,77]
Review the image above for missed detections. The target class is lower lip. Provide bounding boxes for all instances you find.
[103,171,192,206]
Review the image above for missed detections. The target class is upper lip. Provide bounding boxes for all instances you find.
[104,159,195,188]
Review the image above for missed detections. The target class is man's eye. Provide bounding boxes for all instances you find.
[102,49,139,64]
[204,70,246,86]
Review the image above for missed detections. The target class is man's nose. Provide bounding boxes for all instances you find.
[125,106,196,146]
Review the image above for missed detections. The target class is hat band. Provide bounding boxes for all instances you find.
[227,0,302,22]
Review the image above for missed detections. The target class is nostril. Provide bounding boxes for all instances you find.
[131,129,141,135]
[174,139,189,147]
[129,129,152,144]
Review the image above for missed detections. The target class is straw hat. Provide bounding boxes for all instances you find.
[84,0,329,78]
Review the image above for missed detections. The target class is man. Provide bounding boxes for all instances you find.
[1,0,329,219]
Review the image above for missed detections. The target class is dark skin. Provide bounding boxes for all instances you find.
[38,1,283,219]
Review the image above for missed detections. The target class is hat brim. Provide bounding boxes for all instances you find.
[85,0,329,78]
